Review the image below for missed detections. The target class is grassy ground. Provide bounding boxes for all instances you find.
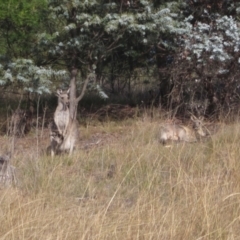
[0,116,240,239]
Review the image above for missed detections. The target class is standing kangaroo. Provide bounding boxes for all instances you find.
[159,115,206,145]
[50,89,78,156]
[54,89,70,136]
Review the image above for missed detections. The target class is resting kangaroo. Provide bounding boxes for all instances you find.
[159,116,206,145]
[50,89,78,156]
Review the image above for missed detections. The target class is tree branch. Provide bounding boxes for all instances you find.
[76,73,95,103]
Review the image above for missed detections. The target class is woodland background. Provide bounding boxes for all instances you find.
[1,0,240,120]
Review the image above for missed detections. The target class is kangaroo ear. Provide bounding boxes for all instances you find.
[190,115,196,121]
[56,89,62,95]
[67,88,70,94]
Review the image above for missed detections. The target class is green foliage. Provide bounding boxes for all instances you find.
[0,59,67,94]
[39,0,183,70]
[30,0,185,101]
[0,0,48,57]
[0,0,47,26]
[0,0,186,101]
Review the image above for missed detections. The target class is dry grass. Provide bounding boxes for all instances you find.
[1,117,240,239]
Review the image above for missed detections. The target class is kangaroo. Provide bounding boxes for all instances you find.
[50,89,79,156]
[54,89,70,137]
[0,153,17,187]
[8,109,27,137]
[159,115,206,145]
[59,118,79,155]
[48,121,64,157]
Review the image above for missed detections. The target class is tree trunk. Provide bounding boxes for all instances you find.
[69,68,78,121]
[69,68,96,121]
[156,43,172,108]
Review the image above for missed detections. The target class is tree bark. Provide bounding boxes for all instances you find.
[69,68,78,121]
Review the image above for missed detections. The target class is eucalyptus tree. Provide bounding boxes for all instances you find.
[168,0,240,117]
[0,0,188,116]
[35,0,183,121]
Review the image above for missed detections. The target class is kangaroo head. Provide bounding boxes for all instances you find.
[50,132,63,144]
[56,89,70,110]
[191,115,206,137]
